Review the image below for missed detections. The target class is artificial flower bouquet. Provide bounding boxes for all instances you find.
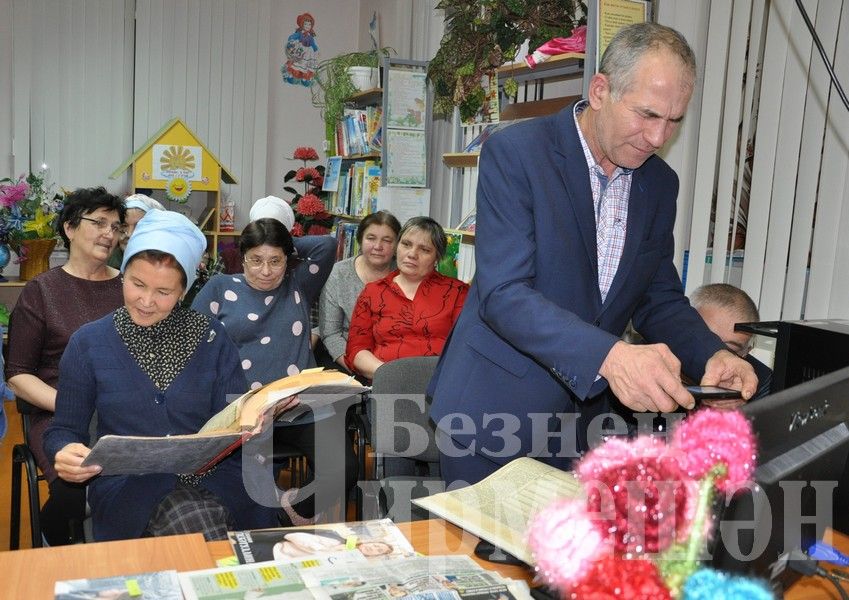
[284,146,334,237]
[0,170,64,257]
[528,409,774,599]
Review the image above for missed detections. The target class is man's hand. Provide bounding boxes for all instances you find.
[700,349,758,405]
[54,442,101,483]
[599,340,695,412]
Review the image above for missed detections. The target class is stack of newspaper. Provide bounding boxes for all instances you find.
[179,554,532,600]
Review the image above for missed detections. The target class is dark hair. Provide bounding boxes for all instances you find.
[356,210,401,245]
[125,250,187,290]
[399,216,447,262]
[58,186,126,249]
[239,218,300,274]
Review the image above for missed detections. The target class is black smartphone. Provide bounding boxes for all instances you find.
[685,385,743,400]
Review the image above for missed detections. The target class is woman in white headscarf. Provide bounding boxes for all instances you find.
[44,211,285,541]
[107,193,164,269]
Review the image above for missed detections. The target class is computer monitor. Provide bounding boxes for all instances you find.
[709,365,849,592]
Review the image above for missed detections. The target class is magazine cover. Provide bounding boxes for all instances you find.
[227,518,416,564]
[55,570,182,599]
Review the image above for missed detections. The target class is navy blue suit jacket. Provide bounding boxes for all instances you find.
[429,104,724,475]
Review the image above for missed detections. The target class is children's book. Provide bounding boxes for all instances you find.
[227,518,416,565]
[55,570,182,599]
[82,369,367,476]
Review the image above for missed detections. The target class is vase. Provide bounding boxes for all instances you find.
[18,238,57,281]
[0,243,10,282]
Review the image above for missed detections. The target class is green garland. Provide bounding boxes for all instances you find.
[428,0,585,120]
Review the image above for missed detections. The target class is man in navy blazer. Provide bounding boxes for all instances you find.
[429,23,758,486]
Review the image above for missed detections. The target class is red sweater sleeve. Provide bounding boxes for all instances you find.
[344,287,377,371]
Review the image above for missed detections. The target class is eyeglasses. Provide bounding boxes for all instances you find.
[725,337,755,358]
[80,216,125,235]
[244,256,286,271]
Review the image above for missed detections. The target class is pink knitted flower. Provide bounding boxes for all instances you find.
[671,409,756,494]
[578,436,693,555]
[527,498,608,590]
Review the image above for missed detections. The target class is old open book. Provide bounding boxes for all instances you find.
[82,368,367,476]
[412,457,582,564]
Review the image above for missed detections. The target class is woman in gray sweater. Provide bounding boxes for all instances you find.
[319,211,400,369]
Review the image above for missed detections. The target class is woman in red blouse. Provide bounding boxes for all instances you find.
[345,217,469,379]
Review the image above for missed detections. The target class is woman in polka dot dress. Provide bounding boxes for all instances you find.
[192,218,356,523]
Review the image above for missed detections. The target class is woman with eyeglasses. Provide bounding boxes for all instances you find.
[7,186,126,545]
[191,216,354,524]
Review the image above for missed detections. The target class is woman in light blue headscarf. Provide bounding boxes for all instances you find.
[44,210,285,541]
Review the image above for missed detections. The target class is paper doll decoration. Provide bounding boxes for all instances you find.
[282,12,319,87]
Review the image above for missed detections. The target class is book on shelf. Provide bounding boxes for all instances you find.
[227,518,416,564]
[360,164,382,216]
[81,369,367,476]
[55,570,182,600]
[322,156,343,193]
[412,457,582,564]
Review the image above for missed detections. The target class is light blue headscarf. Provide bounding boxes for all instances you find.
[121,210,206,289]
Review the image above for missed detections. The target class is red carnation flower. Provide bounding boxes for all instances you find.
[308,224,331,235]
[295,193,326,217]
[295,167,321,182]
[293,146,319,160]
[311,174,324,187]
[290,222,305,237]
[568,556,671,600]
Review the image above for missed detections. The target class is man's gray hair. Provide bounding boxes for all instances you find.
[691,283,760,322]
[599,22,696,100]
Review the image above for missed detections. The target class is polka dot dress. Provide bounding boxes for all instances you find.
[190,235,336,391]
[195,275,313,390]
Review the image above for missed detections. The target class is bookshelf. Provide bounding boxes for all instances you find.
[442,53,587,171]
[328,57,430,222]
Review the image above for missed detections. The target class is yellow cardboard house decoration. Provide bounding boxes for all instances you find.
[110,118,237,251]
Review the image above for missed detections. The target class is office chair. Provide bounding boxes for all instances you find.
[10,397,46,549]
[360,356,444,521]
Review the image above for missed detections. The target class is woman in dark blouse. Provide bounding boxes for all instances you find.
[7,186,125,545]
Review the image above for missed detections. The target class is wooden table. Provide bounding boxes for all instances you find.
[209,518,533,583]
[4,519,847,598]
[1,533,215,598]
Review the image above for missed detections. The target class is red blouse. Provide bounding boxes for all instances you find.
[345,270,469,371]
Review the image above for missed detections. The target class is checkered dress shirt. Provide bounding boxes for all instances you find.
[573,101,632,303]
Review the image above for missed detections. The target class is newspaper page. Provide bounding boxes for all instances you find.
[179,559,322,600]
[299,555,532,600]
[228,518,416,564]
[55,570,182,599]
[412,457,582,564]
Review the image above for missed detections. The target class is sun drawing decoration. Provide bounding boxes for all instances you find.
[160,145,196,172]
[166,176,192,203]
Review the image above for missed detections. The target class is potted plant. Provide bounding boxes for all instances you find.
[0,170,65,280]
[427,0,585,120]
[310,48,392,140]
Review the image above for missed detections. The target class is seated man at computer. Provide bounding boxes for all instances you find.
[691,283,772,400]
